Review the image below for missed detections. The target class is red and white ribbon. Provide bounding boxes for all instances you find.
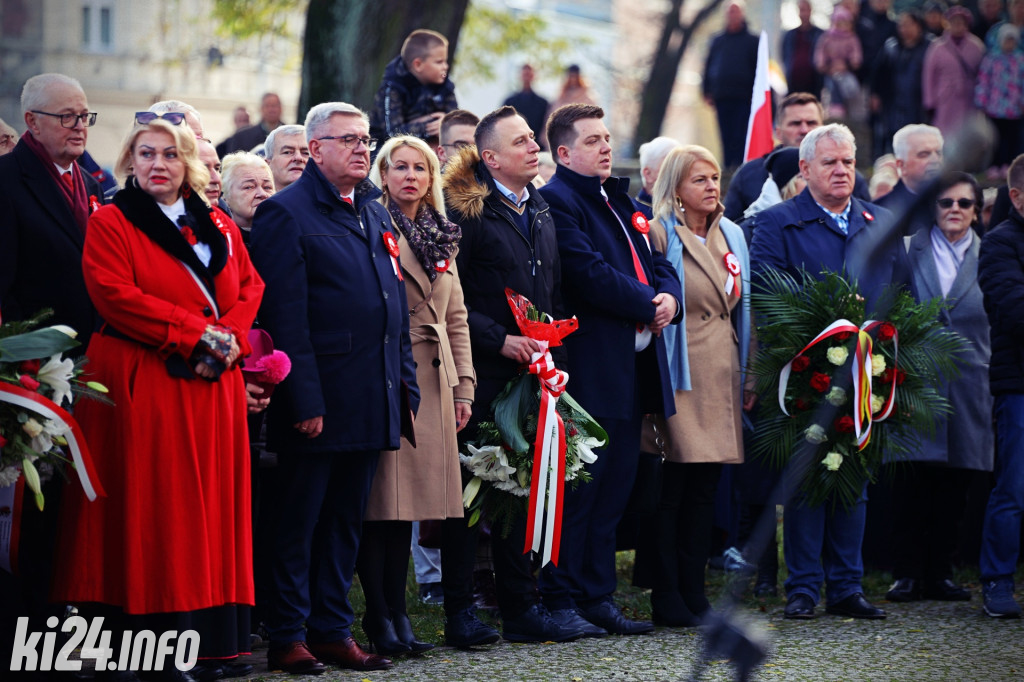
[211,210,233,256]
[724,252,742,297]
[522,341,570,567]
[777,318,898,451]
[0,384,105,501]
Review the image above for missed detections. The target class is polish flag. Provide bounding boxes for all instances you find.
[744,31,774,162]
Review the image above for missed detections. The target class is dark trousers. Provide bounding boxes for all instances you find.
[890,462,971,581]
[652,462,723,614]
[441,510,537,619]
[714,97,753,170]
[539,414,643,609]
[265,449,378,646]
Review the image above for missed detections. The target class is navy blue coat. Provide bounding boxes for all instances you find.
[0,139,103,350]
[250,161,419,454]
[874,179,932,237]
[979,210,1024,396]
[539,165,682,421]
[749,187,912,314]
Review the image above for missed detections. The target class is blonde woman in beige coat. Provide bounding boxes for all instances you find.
[358,135,475,656]
[645,145,755,627]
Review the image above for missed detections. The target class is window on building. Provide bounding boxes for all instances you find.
[81,1,113,51]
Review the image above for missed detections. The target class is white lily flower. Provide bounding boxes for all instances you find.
[29,419,68,455]
[48,325,78,339]
[576,437,604,464]
[37,354,75,407]
[462,477,482,508]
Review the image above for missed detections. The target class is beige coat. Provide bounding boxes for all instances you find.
[365,234,475,520]
[645,207,744,464]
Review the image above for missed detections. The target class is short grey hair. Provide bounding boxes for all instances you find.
[149,99,202,123]
[800,123,856,162]
[892,124,943,161]
[638,136,678,173]
[21,73,84,114]
[304,102,368,142]
[265,124,306,159]
[221,151,273,199]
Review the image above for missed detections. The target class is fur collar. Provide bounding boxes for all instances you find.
[113,180,228,296]
[442,146,491,220]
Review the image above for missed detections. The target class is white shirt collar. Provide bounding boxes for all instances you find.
[493,178,527,207]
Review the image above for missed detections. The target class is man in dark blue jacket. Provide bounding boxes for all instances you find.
[538,103,682,635]
[977,153,1024,618]
[251,102,419,675]
[750,123,909,622]
[702,1,760,169]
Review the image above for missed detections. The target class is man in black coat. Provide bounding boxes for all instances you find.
[876,124,944,236]
[251,102,418,675]
[0,72,103,679]
[503,64,550,150]
[217,92,284,155]
[703,1,760,169]
[977,153,1024,618]
[441,105,591,646]
[538,103,682,636]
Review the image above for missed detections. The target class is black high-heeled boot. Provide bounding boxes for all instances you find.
[391,611,435,654]
[361,614,412,656]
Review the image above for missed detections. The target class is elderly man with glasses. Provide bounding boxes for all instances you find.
[250,102,419,676]
[0,71,105,673]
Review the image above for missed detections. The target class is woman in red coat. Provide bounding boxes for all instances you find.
[53,119,264,681]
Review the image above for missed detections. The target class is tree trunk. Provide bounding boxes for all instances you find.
[299,0,469,121]
[634,0,728,144]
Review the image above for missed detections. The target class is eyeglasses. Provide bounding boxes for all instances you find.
[936,197,976,210]
[441,141,473,151]
[31,111,98,128]
[317,135,377,151]
[135,111,186,126]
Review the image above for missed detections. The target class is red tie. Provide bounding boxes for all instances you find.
[341,196,353,206]
[607,200,648,285]
[62,171,74,192]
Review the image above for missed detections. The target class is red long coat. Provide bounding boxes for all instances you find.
[53,200,264,614]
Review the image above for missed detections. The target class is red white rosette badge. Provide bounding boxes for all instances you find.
[724,252,741,297]
[382,231,403,281]
[435,259,450,273]
[631,211,651,250]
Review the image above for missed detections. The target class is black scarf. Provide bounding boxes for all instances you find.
[113,179,228,298]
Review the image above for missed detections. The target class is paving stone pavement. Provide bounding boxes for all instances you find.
[237,597,1024,681]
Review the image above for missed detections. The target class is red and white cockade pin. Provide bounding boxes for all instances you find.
[382,231,403,281]
[88,195,101,213]
[631,211,652,251]
[435,259,450,273]
[862,210,874,222]
[723,252,741,297]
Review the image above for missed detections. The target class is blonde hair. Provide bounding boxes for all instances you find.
[115,119,210,205]
[369,135,446,218]
[221,151,274,201]
[651,144,720,220]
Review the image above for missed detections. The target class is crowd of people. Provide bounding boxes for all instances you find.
[2,8,1024,682]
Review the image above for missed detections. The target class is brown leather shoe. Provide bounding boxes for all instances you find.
[266,641,326,675]
[308,637,393,671]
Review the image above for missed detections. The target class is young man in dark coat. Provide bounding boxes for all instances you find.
[977,153,1024,618]
[251,102,419,675]
[537,103,682,636]
[441,105,592,646]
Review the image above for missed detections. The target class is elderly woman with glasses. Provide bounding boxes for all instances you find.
[885,171,993,604]
[53,117,264,681]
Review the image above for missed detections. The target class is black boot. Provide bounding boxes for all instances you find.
[361,614,412,657]
[391,611,434,654]
[651,590,700,627]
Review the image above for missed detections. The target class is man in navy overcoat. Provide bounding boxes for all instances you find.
[251,102,418,675]
[538,103,682,635]
[750,123,910,621]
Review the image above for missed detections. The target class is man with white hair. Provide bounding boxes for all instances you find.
[0,71,104,675]
[251,102,417,675]
[635,136,678,218]
[750,123,910,622]
[876,124,945,235]
[264,124,309,191]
